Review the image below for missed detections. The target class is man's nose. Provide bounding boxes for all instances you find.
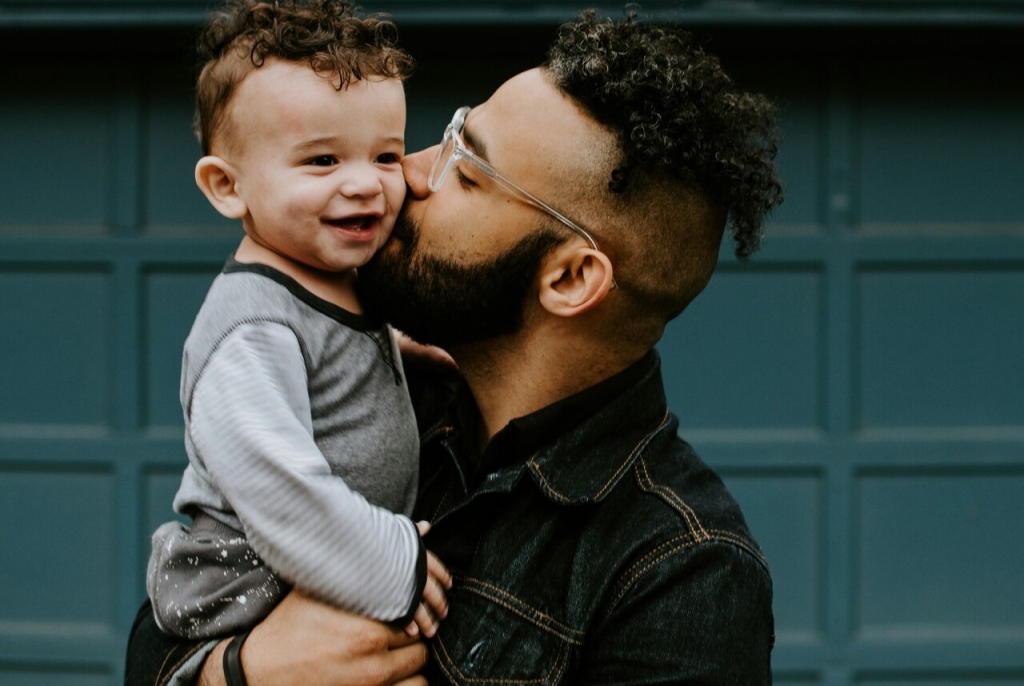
[402,146,436,199]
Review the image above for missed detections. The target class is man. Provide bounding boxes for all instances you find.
[126,9,783,685]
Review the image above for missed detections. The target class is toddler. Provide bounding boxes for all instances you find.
[146,0,448,641]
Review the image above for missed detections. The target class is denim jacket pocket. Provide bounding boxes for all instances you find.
[430,577,580,685]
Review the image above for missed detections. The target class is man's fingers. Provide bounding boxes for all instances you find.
[384,640,430,681]
[388,624,424,649]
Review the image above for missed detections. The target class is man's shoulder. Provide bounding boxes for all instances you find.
[608,426,769,573]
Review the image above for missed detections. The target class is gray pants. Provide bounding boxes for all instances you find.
[146,514,287,639]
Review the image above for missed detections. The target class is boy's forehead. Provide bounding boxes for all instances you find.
[223,60,404,149]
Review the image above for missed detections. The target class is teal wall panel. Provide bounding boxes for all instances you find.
[856,61,1024,227]
[857,266,1024,429]
[0,666,112,686]
[660,266,825,431]
[856,469,1024,638]
[0,267,112,426]
[0,467,117,630]
[728,61,825,230]
[0,68,115,231]
[142,266,222,427]
[141,64,233,231]
[858,676,1024,686]
[720,470,825,644]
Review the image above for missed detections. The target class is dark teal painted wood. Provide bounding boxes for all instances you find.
[1,17,1023,686]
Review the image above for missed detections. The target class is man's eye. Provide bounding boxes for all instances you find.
[376,152,401,165]
[454,167,477,188]
[307,155,337,167]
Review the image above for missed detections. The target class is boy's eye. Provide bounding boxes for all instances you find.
[307,155,337,167]
[376,152,401,165]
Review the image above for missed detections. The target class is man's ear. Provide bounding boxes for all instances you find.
[537,243,615,317]
[194,156,247,219]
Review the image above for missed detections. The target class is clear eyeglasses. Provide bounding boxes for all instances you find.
[428,106,606,256]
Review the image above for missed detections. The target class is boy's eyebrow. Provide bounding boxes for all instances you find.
[293,135,405,151]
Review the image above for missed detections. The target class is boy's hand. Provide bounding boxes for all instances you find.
[405,521,453,639]
[394,330,457,371]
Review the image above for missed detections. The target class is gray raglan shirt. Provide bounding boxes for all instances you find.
[170,258,422,621]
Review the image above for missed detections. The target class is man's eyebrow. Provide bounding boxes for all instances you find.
[461,124,489,162]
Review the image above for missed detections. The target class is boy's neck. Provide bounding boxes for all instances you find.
[234,236,362,314]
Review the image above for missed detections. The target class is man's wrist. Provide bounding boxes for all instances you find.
[196,639,231,686]
[222,630,253,686]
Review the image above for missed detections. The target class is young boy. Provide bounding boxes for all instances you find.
[146,0,449,641]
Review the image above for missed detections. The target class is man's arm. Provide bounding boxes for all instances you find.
[579,541,774,685]
[125,593,428,686]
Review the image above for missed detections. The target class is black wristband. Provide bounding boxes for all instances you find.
[222,629,252,686]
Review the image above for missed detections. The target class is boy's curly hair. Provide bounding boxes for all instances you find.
[194,0,414,154]
[546,9,782,260]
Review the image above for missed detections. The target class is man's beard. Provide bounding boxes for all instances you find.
[356,213,562,348]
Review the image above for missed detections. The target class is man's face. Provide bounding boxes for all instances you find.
[358,68,610,345]
[221,59,407,274]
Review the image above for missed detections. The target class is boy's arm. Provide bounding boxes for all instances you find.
[188,322,426,623]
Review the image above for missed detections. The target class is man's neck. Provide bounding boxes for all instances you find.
[450,326,649,450]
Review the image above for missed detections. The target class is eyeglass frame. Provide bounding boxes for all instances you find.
[428,106,608,259]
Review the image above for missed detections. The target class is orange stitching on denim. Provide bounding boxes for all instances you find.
[607,533,768,613]
[608,537,700,610]
[525,451,574,503]
[702,528,770,570]
[433,632,568,684]
[528,411,671,502]
[593,410,671,500]
[461,578,584,643]
[431,482,453,523]
[634,455,709,541]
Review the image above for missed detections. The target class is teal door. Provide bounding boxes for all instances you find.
[1,3,1022,684]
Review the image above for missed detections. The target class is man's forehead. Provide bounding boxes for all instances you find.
[464,68,607,176]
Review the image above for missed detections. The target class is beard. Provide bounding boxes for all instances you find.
[356,212,562,348]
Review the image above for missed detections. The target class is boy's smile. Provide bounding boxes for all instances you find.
[204,58,407,279]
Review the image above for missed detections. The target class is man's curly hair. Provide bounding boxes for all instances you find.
[546,9,782,260]
[194,0,413,154]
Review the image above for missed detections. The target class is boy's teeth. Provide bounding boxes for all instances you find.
[333,216,371,230]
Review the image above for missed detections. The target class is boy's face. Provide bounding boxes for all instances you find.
[220,59,407,273]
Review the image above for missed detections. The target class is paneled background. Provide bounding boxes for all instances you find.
[1,2,1022,684]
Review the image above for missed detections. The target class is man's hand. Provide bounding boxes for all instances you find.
[198,591,428,686]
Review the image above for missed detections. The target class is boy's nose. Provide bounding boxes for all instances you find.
[402,146,435,199]
[339,168,383,198]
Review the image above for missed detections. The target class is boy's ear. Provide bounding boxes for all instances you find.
[537,243,614,317]
[194,156,247,219]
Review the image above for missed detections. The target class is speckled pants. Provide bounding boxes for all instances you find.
[146,514,288,640]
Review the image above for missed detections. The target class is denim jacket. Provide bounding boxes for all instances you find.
[412,351,774,684]
[124,351,773,685]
